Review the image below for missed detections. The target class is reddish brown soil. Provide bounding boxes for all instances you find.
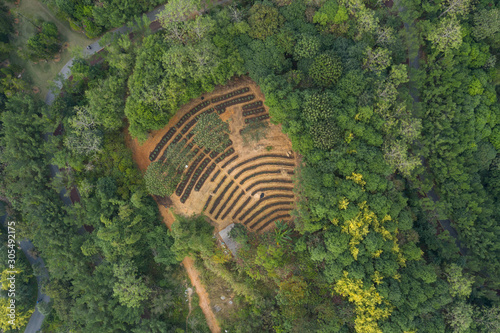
[69,187,80,204]
[157,203,221,333]
[53,123,63,136]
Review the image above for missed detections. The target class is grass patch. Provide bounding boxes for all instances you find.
[240,120,270,145]
[6,0,94,97]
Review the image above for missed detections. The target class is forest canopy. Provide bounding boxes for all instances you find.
[0,0,499,332]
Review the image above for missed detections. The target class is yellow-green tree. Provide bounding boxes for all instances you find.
[334,272,392,333]
[0,298,33,331]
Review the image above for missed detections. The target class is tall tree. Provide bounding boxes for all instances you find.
[427,18,462,52]
[113,260,151,308]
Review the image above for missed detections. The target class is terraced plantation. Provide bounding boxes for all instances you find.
[140,79,297,232]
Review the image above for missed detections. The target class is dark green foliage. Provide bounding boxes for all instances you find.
[170,215,215,260]
[25,22,60,61]
[0,1,13,60]
[309,119,342,150]
[86,75,127,131]
[294,34,321,60]
[248,3,285,40]
[2,1,500,332]
[309,53,343,86]
[472,9,500,41]
[41,0,162,37]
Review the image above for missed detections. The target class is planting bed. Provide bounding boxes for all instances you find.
[256,213,291,232]
[240,170,294,185]
[149,126,177,161]
[239,194,295,222]
[215,94,255,114]
[221,155,239,169]
[172,133,183,144]
[234,162,295,179]
[215,186,239,219]
[227,154,293,174]
[176,153,205,196]
[213,176,227,194]
[242,101,263,110]
[204,196,213,211]
[242,107,266,117]
[195,163,216,192]
[246,179,294,192]
[245,114,270,124]
[181,118,198,135]
[211,87,250,103]
[240,170,282,185]
[210,180,234,214]
[232,197,252,220]
[215,148,235,164]
[176,100,211,128]
[251,186,293,196]
[181,158,211,203]
[242,201,293,226]
[221,190,245,220]
[211,169,221,182]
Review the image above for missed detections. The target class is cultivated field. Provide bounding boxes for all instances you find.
[128,77,298,232]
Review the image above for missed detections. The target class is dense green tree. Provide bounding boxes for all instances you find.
[112,260,151,308]
[294,34,321,60]
[86,75,126,131]
[313,0,349,26]
[0,2,12,35]
[64,106,103,156]
[170,215,215,259]
[42,0,162,37]
[363,47,392,74]
[25,21,60,61]
[472,8,500,41]
[309,53,343,86]
[445,301,474,333]
[247,3,285,40]
[427,17,463,52]
[147,226,178,266]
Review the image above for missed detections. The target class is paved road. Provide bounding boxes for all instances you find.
[400,8,468,255]
[0,214,50,333]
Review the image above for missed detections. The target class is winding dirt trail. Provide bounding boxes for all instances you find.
[125,132,221,333]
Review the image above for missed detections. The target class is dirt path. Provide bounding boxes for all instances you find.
[160,208,221,333]
[125,134,221,333]
[183,258,220,333]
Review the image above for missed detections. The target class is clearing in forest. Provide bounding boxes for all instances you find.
[6,0,93,97]
[128,77,298,233]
